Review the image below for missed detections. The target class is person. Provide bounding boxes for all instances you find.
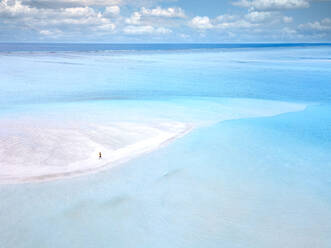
[99,152,102,159]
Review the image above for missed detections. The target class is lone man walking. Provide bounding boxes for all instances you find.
[99,152,102,159]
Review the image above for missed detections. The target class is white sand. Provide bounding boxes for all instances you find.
[0,119,191,184]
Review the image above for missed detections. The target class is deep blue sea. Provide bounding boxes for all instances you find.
[0,43,330,248]
[1,42,330,52]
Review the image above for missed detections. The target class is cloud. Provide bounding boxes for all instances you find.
[189,9,298,40]
[140,6,185,18]
[179,33,190,38]
[294,18,331,40]
[40,29,63,36]
[216,19,258,29]
[215,14,237,22]
[191,13,267,31]
[298,18,331,31]
[0,0,185,40]
[125,6,185,25]
[283,16,293,23]
[0,0,117,38]
[61,7,96,18]
[245,11,273,22]
[125,11,141,24]
[233,0,310,10]
[124,6,185,37]
[104,5,120,16]
[125,6,185,26]
[190,13,271,32]
[190,16,213,29]
[94,23,116,31]
[1,0,329,42]
[282,27,297,35]
[21,0,121,9]
[123,25,171,34]
[0,0,38,17]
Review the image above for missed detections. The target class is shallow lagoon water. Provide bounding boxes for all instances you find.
[0,44,331,247]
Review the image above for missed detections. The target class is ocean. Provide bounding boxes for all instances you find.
[0,43,330,247]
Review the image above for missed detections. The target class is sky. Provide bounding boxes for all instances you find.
[0,0,331,42]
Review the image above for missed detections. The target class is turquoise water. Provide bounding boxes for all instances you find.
[0,44,331,247]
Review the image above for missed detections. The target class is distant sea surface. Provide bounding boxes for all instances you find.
[1,42,331,52]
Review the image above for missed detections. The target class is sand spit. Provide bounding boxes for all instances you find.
[0,120,192,184]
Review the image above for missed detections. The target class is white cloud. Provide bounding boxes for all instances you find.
[190,13,268,31]
[125,6,185,25]
[62,7,96,17]
[125,11,141,24]
[0,0,117,38]
[233,0,310,10]
[216,14,237,22]
[282,27,297,35]
[299,18,331,31]
[104,5,120,16]
[280,27,307,40]
[245,11,273,22]
[0,0,38,17]
[190,16,213,29]
[156,27,172,34]
[123,25,171,34]
[94,23,116,31]
[122,6,185,37]
[65,0,121,5]
[39,29,63,37]
[189,10,295,36]
[22,0,121,8]
[140,6,185,18]
[40,30,52,35]
[216,19,258,29]
[0,0,185,39]
[283,16,293,23]
[1,0,329,41]
[179,33,190,38]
